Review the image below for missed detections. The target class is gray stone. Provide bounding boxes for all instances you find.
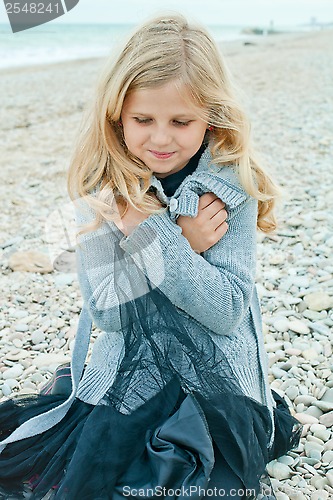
[31,330,46,345]
[304,292,333,311]
[310,423,331,442]
[285,385,299,400]
[294,413,319,425]
[322,450,333,463]
[266,460,291,480]
[294,395,316,406]
[273,318,290,332]
[315,401,333,411]
[14,323,29,333]
[289,320,310,334]
[321,387,333,403]
[319,411,333,427]
[3,364,24,379]
[1,383,12,397]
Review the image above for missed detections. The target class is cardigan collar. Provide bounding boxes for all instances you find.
[149,146,247,222]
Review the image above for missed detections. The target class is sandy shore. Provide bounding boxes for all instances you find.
[1,28,333,499]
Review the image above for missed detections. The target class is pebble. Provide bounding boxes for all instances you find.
[3,364,24,379]
[294,413,319,425]
[310,322,330,336]
[303,310,327,321]
[275,493,289,500]
[4,378,20,389]
[273,318,290,332]
[323,438,333,451]
[31,330,46,345]
[327,471,333,488]
[14,323,29,332]
[294,395,316,406]
[322,450,333,463]
[301,348,318,361]
[310,490,328,500]
[285,386,299,400]
[289,320,310,335]
[277,455,294,466]
[12,338,23,348]
[304,292,333,311]
[285,348,302,356]
[320,387,333,403]
[30,372,46,384]
[10,310,28,319]
[319,412,333,427]
[315,401,333,412]
[304,405,323,419]
[271,367,287,379]
[310,476,328,489]
[32,353,71,369]
[310,424,331,442]
[8,250,53,273]
[266,460,291,480]
[1,383,12,396]
[54,273,76,287]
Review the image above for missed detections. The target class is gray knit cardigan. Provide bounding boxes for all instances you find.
[0,146,275,453]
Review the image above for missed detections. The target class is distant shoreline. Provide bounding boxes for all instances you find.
[0,22,326,71]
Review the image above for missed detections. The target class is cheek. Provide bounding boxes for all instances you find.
[183,127,206,147]
[126,126,147,147]
[123,125,139,149]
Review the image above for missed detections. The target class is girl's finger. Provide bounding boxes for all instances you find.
[210,208,228,223]
[198,193,225,210]
[215,221,229,237]
[200,199,226,219]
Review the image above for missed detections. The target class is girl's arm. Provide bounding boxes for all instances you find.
[119,180,257,337]
[117,191,228,253]
[74,199,129,333]
[74,191,229,334]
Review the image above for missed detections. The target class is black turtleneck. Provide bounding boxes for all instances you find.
[155,143,205,197]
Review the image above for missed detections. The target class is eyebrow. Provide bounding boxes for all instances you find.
[129,112,195,119]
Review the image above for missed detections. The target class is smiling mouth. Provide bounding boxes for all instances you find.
[149,150,175,159]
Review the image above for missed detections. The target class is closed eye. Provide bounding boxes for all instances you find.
[173,120,192,127]
[133,117,152,124]
[133,117,192,126]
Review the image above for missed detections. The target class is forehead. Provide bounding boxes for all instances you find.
[122,81,197,115]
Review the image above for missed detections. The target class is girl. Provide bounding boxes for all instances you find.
[0,13,301,500]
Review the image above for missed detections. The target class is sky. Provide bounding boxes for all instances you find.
[0,0,332,27]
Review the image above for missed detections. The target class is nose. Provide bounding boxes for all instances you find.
[151,124,172,147]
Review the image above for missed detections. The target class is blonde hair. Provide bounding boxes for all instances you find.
[67,12,280,235]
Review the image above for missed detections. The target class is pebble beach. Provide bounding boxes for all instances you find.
[0,28,333,499]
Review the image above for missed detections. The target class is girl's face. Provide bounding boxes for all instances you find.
[121,81,208,178]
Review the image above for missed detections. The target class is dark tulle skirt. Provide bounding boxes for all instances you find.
[0,240,302,499]
[0,385,300,500]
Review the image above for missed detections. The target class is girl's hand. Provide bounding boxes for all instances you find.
[176,192,228,253]
[114,193,163,237]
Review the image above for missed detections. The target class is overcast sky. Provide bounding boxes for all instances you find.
[0,0,332,26]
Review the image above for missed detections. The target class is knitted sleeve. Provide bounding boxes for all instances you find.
[119,176,258,337]
[74,197,166,334]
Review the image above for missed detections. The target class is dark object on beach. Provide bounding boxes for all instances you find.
[244,42,256,46]
[241,27,278,36]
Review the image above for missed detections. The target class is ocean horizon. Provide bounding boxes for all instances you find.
[0,22,319,70]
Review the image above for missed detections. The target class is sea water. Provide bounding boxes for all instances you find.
[0,22,314,70]
[0,22,257,69]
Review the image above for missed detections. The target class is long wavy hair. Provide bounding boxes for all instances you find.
[67,12,280,235]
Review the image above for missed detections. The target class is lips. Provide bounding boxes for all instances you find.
[149,150,175,159]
